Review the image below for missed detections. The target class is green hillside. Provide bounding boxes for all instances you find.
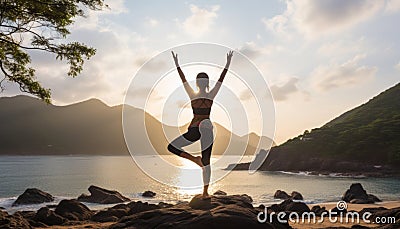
[232,83,400,174]
[280,82,400,166]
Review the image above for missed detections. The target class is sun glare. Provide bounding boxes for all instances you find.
[174,157,203,196]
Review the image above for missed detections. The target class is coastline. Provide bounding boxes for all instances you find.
[3,197,399,228]
[1,183,399,229]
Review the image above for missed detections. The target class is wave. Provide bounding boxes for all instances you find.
[277,171,366,178]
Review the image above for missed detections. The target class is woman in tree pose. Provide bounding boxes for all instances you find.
[167,50,233,197]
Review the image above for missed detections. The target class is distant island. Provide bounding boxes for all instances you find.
[0,95,273,156]
[233,83,400,176]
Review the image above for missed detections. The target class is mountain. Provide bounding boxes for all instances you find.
[0,95,274,156]
[234,83,400,174]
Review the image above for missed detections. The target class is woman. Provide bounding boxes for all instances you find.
[167,50,233,197]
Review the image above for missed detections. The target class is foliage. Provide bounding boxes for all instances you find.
[278,83,400,166]
[0,0,106,103]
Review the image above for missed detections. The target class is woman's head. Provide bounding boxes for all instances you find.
[196,72,209,92]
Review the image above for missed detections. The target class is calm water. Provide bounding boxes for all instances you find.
[1,156,400,213]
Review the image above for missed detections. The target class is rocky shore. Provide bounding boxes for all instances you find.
[1,184,399,229]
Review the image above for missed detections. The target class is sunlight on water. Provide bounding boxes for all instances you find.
[174,157,203,195]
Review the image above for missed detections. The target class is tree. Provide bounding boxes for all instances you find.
[0,0,106,103]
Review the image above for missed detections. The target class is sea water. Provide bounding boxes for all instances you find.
[0,155,399,213]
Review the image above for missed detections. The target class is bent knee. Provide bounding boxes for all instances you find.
[167,143,174,153]
[167,143,180,155]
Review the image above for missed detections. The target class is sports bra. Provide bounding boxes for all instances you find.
[191,98,213,115]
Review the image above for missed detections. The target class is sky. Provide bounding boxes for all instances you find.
[2,0,400,144]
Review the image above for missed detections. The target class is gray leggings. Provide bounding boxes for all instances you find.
[167,126,214,166]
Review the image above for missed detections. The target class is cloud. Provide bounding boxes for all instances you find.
[385,0,400,13]
[146,18,159,27]
[317,37,366,57]
[270,77,300,101]
[182,5,220,37]
[395,61,400,71]
[238,42,263,59]
[265,0,384,37]
[73,0,128,30]
[133,56,168,73]
[311,54,377,91]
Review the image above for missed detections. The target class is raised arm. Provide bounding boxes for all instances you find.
[209,51,233,98]
[172,51,194,98]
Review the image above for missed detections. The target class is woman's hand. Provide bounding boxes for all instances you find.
[225,50,233,68]
[171,51,179,67]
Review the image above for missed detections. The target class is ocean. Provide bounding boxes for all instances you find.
[1,155,399,213]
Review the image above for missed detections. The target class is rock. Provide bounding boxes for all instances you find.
[359,207,387,216]
[0,210,31,228]
[351,225,371,229]
[275,199,310,213]
[342,183,381,204]
[213,190,227,196]
[92,205,129,222]
[290,191,303,200]
[110,194,289,229]
[330,206,347,214]
[142,190,156,198]
[342,183,369,203]
[77,185,130,204]
[350,198,370,204]
[310,205,327,216]
[240,194,253,203]
[33,207,66,226]
[12,188,54,206]
[368,194,381,202]
[55,199,93,221]
[126,201,160,215]
[274,190,291,199]
[370,207,400,222]
[273,190,304,201]
[158,202,173,208]
[376,218,400,229]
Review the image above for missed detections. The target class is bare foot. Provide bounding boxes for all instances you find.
[201,193,210,199]
[194,156,204,167]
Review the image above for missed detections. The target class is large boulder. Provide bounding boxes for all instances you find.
[0,210,31,229]
[12,188,54,206]
[77,185,130,204]
[127,201,160,215]
[92,201,167,222]
[290,191,303,200]
[33,207,66,226]
[55,199,93,221]
[92,204,129,222]
[274,190,290,200]
[110,194,290,229]
[342,183,381,204]
[274,190,304,200]
[270,199,310,213]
